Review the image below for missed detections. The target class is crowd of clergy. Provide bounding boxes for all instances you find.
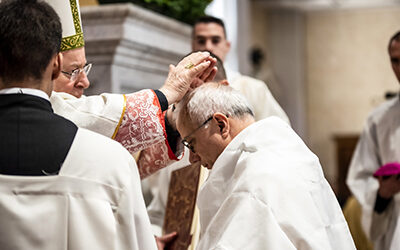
[0,0,400,249]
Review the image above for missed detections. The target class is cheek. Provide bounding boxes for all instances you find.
[53,78,74,93]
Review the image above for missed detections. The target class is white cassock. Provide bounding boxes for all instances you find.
[226,67,290,124]
[197,117,355,250]
[0,128,157,250]
[347,96,400,250]
[50,90,176,178]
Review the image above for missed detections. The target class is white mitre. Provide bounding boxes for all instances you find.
[45,0,85,51]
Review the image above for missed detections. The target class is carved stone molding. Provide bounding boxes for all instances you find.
[81,3,192,94]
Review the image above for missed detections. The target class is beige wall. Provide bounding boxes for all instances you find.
[249,5,400,185]
[306,8,400,183]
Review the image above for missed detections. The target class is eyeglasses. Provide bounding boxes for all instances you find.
[61,63,92,82]
[181,116,213,153]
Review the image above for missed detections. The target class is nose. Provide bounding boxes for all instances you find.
[205,40,214,52]
[75,72,90,90]
[189,151,201,164]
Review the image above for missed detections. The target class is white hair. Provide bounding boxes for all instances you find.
[177,82,254,126]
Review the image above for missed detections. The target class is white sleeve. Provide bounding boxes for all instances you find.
[50,91,124,138]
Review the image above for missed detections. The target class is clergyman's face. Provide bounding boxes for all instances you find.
[54,47,90,98]
[389,40,400,83]
[192,22,230,62]
[177,117,223,169]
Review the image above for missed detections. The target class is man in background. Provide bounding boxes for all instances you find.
[347,31,400,250]
[192,16,289,123]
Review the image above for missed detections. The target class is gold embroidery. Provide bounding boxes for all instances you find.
[60,0,84,51]
[112,94,127,139]
[69,0,82,34]
[61,33,85,51]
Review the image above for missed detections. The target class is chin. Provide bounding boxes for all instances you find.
[73,90,83,98]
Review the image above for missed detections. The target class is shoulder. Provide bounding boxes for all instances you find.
[231,74,267,88]
[75,128,132,160]
[61,128,137,185]
[366,96,399,125]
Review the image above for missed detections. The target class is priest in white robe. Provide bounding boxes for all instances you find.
[346,31,400,250]
[174,82,355,250]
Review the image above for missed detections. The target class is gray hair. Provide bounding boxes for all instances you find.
[177,82,254,126]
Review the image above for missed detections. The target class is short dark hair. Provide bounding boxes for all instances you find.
[388,31,400,53]
[193,16,227,38]
[0,0,62,85]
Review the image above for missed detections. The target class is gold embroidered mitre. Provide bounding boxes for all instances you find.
[45,0,85,51]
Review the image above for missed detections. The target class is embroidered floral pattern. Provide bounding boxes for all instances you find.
[137,141,173,179]
[114,90,166,156]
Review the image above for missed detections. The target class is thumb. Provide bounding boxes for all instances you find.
[169,64,176,71]
[160,231,178,243]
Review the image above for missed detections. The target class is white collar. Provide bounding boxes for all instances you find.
[0,88,50,101]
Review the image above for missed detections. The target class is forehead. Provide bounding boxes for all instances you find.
[194,23,225,38]
[62,47,86,67]
[176,114,196,138]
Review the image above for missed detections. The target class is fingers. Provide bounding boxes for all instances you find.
[190,60,211,78]
[180,51,210,67]
[198,57,217,81]
[160,232,178,243]
[203,66,218,82]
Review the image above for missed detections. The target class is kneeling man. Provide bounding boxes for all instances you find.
[176,83,355,250]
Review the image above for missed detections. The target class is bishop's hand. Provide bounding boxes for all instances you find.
[160,51,217,105]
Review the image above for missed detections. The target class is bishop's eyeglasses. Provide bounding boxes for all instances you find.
[61,63,92,82]
[181,116,213,153]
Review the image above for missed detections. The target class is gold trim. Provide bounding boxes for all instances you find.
[69,0,82,34]
[61,33,85,51]
[112,94,127,139]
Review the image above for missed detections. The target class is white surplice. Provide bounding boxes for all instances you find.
[347,96,400,250]
[0,128,157,250]
[197,117,355,250]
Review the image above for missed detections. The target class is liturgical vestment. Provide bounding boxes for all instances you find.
[347,96,400,250]
[50,90,176,178]
[197,117,355,250]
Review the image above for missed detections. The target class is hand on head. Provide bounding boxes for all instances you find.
[159,51,217,105]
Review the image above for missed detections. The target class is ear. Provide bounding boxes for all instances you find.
[213,112,229,138]
[219,79,229,86]
[226,40,231,52]
[51,53,62,80]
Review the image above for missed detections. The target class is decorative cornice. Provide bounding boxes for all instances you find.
[81,3,191,38]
